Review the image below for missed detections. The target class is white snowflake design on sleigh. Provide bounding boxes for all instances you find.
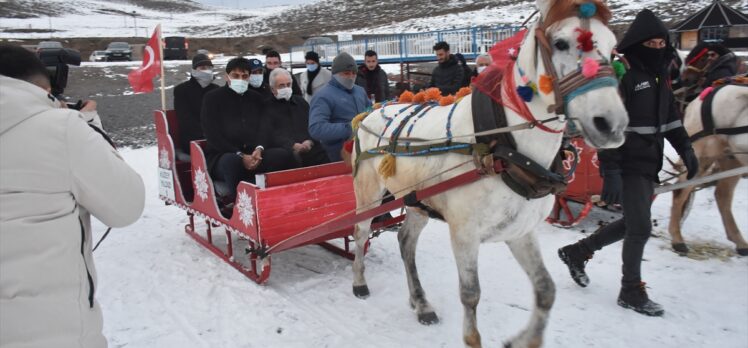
[194,168,209,201]
[237,190,255,227]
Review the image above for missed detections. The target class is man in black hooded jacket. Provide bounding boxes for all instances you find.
[558,9,699,317]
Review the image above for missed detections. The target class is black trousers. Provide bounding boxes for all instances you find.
[215,148,295,197]
[581,174,654,289]
[295,145,330,167]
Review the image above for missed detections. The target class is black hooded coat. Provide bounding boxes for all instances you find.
[598,9,692,180]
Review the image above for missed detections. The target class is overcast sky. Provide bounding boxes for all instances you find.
[195,0,316,8]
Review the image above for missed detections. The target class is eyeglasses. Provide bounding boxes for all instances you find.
[642,39,666,49]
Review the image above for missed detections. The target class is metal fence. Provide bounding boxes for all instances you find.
[289,25,522,65]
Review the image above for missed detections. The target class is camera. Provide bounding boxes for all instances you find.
[37,48,81,97]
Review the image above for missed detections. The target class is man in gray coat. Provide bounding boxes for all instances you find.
[0,44,145,348]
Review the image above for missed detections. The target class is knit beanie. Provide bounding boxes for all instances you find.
[331,52,357,75]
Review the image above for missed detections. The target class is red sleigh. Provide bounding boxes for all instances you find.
[155,110,404,284]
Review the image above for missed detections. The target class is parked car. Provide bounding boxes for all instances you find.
[105,42,132,61]
[36,41,63,54]
[195,49,214,60]
[164,36,188,60]
[89,50,108,62]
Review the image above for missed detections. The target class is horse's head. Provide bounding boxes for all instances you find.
[519,0,627,149]
[682,43,730,87]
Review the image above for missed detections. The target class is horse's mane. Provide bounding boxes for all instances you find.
[685,42,733,64]
[542,0,612,29]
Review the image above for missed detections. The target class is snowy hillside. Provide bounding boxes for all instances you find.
[1,0,744,38]
[92,145,748,347]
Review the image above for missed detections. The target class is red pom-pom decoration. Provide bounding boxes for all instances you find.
[576,29,594,52]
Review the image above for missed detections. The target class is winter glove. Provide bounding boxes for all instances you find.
[682,148,699,180]
[600,171,623,205]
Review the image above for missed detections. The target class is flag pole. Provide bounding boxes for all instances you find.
[157,24,166,111]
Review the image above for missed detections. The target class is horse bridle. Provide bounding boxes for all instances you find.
[534,16,618,116]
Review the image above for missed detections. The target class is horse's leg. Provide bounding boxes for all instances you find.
[397,207,438,324]
[714,158,748,255]
[669,185,697,253]
[450,226,482,348]
[505,233,555,348]
[351,170,384,298]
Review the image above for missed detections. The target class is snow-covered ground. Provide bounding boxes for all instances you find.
[91,146,748,348]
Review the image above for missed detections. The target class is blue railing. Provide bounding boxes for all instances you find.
[289,25,522,65]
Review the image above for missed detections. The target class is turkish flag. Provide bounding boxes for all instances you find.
[127,26,162,93]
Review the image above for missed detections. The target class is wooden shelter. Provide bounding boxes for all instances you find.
[670,0,748,50]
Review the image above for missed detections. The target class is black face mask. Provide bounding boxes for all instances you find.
[628,44,666,71]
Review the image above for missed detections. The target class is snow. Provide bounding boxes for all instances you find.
[0,0,290,39]
[92,146,748,347]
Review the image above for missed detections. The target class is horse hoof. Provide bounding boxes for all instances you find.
[353,285,370,299]
[417,311,439,325]
[737,248,748,256]
[672,243,689,255]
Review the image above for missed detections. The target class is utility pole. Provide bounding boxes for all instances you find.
[132,11,137,37]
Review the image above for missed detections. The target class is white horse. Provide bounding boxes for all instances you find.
[669,84,748,255]
[351,0,628,347]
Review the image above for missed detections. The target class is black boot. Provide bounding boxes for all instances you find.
[617,282,664,317]
[558,241,593,287]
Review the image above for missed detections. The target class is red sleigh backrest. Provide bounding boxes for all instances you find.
[154,110,191,206]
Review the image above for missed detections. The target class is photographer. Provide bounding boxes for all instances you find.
[0,44,145,347]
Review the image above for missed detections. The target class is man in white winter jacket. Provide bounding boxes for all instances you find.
[0,44,145,348]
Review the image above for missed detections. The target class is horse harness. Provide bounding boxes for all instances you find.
[353,11,617,216]
[690,75,748,143]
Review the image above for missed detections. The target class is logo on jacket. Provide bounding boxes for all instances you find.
[634,81,651,92]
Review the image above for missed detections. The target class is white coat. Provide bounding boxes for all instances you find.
[0,75,145,348]
[297,67,332,103]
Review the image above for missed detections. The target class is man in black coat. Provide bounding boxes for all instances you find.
[355,50,390,102]
[173,53,218,158]
[200,57,295,199]
[263,50,302,96]
[558,9,699,317]
[429,41,464,96]
[265,68,329,167]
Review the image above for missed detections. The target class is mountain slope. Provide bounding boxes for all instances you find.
[0,0,743,38]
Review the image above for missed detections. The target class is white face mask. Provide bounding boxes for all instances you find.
[228,79,248,94]
[249,74,263,88]
[276,87,292,100]
[306,63,318,72]
[192,69,213,87]
[477,66,487,74]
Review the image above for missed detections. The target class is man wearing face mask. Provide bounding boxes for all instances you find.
[265,68,329,167]
[557,9,698,317]
[298,51,332,103]
[247,58,270,97]
[309,52,371,162]
[200,57,295,200]
[472,54,492,79]
[173,53,218,159]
